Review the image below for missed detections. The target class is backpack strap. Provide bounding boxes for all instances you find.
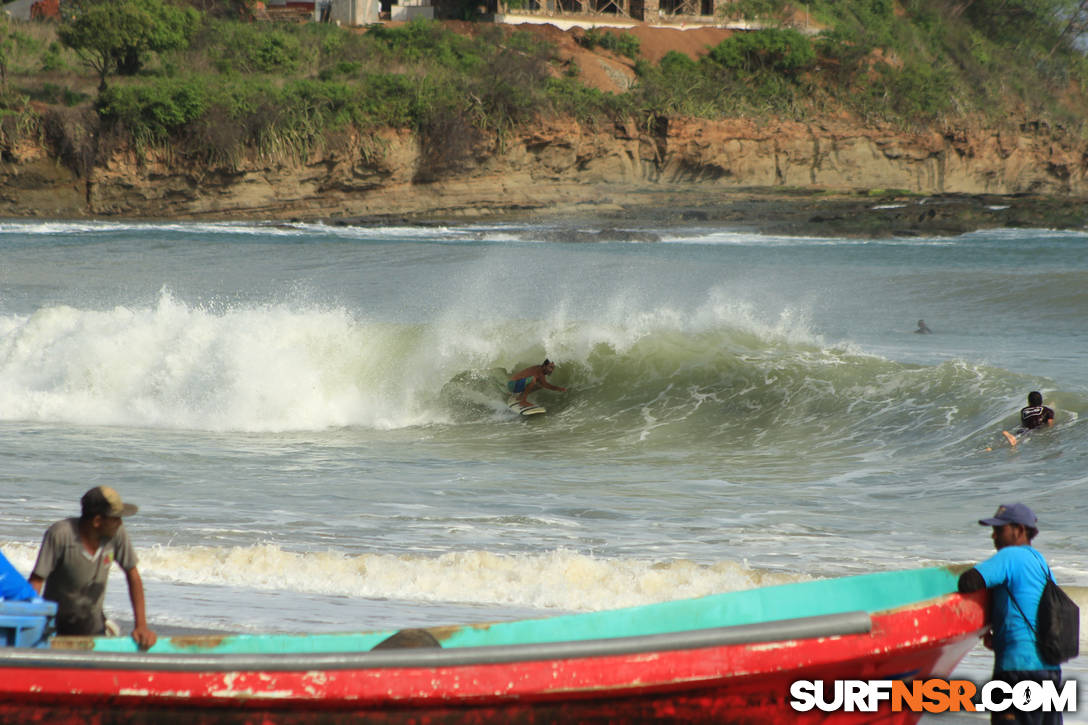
[1003,549,1052,635]
[1028,547,1053,579]
[1005,584,1037,636]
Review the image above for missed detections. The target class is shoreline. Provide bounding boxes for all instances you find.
[6,188,1088,238]
[315,189,1088,238]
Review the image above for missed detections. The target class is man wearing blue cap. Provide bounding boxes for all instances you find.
[958,503,1062,724]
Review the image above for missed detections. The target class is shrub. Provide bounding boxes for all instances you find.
[660,50,697,75]
[875,62,951,120]
[807,0,899,54]
[42,42,71,73]
[707,29,815,76]
[469,43,550,131]
[633,50,723,118]
[578,28,641,59]
[960,0,1065,49]
[718,0,792,24]
[545,76,631,124]
[366,18,482,72]
[355,73,425,128]
[97,77,207,145]
[175,102,243,165]
[813,28,875,85]
[206,24,303,74]
[605,31,640,59]
[27,82,88,106]
[318,60,362,81]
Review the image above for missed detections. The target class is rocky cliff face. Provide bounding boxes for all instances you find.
[1,116,1085,220]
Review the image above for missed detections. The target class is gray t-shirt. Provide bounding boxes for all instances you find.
[31,518,137,636]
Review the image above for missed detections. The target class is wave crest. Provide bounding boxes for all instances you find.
[1,290,1075,448]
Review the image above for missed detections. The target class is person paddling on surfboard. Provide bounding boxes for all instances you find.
[1001,391,1055,446]
[508,359,566,408]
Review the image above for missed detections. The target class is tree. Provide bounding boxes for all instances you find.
[1050,0,1088,55]
[58,0,198,91]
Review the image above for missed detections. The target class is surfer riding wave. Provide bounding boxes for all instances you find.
[508,359,567,408]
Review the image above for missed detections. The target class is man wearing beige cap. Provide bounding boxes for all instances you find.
[29,486,157,649]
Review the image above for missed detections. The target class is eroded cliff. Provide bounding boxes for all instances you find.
[1,115,1086,221]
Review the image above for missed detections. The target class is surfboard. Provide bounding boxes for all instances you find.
[507,397,545,416]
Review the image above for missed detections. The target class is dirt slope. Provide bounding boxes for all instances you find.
[541,23,733,93]
[443,19,733,93]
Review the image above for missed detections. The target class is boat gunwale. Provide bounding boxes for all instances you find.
[0,609,873,672]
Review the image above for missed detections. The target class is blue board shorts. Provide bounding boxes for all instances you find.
[508,377,533,394]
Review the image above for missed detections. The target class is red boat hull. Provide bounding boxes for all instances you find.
[0,590,986,724]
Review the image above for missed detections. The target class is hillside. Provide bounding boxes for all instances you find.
[1,5,1087,231]
[444,21,738,94]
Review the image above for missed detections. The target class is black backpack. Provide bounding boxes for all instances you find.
[1006,567,1080,665]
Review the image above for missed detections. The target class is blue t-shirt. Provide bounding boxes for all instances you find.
[974,545,1060,672]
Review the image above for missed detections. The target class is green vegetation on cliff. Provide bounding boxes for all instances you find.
[1,0,1086,176]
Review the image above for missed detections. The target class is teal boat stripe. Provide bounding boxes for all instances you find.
[82,566,958,655]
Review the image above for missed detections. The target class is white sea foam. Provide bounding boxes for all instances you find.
[659,229,963,246]
[12,539,1086,641]
[0,220,409,238]
[0,292,400,431]
[0,284,836,433]
[2,541,797,612]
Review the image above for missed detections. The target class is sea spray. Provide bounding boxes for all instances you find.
[0,288,1073,459]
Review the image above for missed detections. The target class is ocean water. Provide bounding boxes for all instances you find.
[0,217,1086,718]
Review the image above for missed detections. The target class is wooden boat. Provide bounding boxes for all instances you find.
[0,565,986,724]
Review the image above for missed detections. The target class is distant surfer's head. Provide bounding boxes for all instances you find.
[1028,391,1043,406]
[542,359,553,372]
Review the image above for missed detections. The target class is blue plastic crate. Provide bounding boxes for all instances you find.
[0,599,57,648]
